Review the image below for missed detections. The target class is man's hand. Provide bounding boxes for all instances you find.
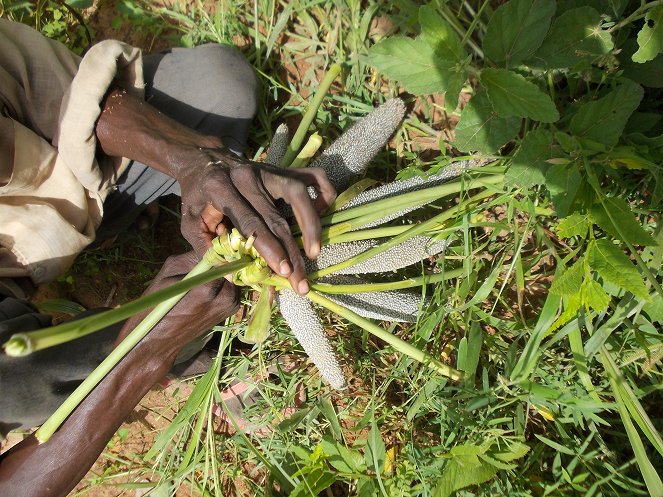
[95,88,336,295]
[176,151,335,294]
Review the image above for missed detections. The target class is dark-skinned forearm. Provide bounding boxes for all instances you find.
[0,312,187,497]
[95,87,225,179]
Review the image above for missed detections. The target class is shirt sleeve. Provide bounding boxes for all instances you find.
[0,19,145,285]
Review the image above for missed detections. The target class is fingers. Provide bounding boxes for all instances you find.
[303,168,337,213]
[225,169,310,295]
[260,168,336,260]
[180,204,216,257]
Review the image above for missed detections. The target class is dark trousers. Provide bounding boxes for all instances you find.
[0,43,258,435]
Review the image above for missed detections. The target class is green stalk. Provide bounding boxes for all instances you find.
[310,188,496,280]
[280,64,342,167]
[265,267,464,294]
[35,258,251,444]
[321,173,503,227]
[2,260,249,357]
[289,132,323,169]
[304,267,464,294]
[305,287,463,381]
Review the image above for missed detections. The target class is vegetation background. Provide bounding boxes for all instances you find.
[0,0,661,496]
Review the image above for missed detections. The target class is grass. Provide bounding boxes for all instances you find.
[3,0,662,496]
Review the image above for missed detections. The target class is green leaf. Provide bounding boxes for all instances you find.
[545,163,582,217]
[419,5,465,61]
[241,288,272,344]
[549,291,582,332]
[590,198,657,246]
[556,212,591,239]
[454,92,521,153]
[367,36,457,94]
[433,444,498,497]
[569,80,644,147]
[601,348,663,495]
[365,421,386,475]
[321,437,366,474]
[620,38,663,88]
[357,478,377,497]
[481,68,559,123]
[588,239,649,299]
[581,278,610,313]
[643,294,663,323]
[492,441,530,462]
[66,0,93,7]
[556,0,628,17]
[550,258,585,296]
[483,0,556,66]
[533,7,614,69]
[506,129,554,188]
[633,6,663,63]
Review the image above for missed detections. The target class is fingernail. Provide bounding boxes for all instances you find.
[298,280,309,294]
[279,260,292,276]
[309,242,320,259]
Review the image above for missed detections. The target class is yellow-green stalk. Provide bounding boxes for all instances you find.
[280,64,341,167]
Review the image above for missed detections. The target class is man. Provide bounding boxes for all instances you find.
[0,18,335,496]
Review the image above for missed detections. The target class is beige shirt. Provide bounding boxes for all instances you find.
[0,19,144,294]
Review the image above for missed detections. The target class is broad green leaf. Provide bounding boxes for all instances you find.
[367,36,456,94]
[506,129,554,188]
[419,5,465,61]
[549,291,582,332]
[581,278,610,313]
[290,469,335,497]
[556,0,628,16]
[434,444,498,497]
[357,478,377,497]
[456,336,468,371]
[633,6,663,63]
[556,212,590,239]
[550,258,585,296]
[321,437,366,474]
[454,92,521,153]
[533,7,614,69]
[590,198,657,246]
[481,68,559,123]
[569,80,644,147]
[492,441,530,462]
[545,163,582,217]
[620,39,663,88]
[588,239,649,299]
[66,0,94,7]
[643,294,663,323]
[483,0,556,66]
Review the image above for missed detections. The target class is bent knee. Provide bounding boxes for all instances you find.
[195,43,259,120]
